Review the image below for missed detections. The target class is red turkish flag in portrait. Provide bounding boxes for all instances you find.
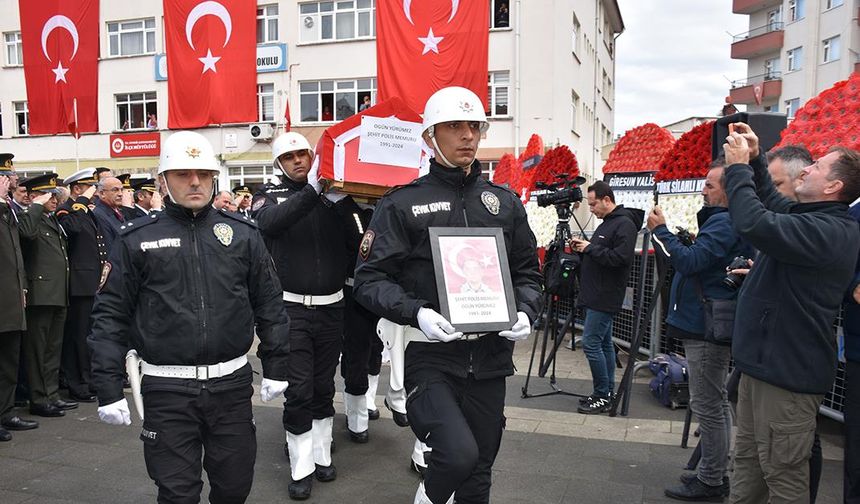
[19,0,99,136]
[164,0,257,128]
[377,0,489,113]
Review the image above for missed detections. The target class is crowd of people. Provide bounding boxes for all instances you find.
[1,86,859,504]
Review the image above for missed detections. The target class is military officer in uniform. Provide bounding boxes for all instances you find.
[128,178,161,219]
[0,160,39,440]
[354,87,542,504]
[89,131,291,504]
[18,173,77,417]
[252,132,355,500]
[55,168,107,402]
[232,185,253,217]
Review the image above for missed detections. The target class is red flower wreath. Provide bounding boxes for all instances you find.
[491,153,518,187]
[655,121,714,181]
[603,123,675,174]
[776,72,860,158]
[525,145,579,194]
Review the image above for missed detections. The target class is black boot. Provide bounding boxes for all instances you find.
[314,463,337,482]
[679,474,730,497]
[384,398,409,427]
[288,474,313,500]
[665,476,726,502]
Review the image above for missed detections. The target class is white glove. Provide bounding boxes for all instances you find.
[98,398,131,426]
[260,378,289,402]
[307,158,322,194]
[324,189,347,203]
[417,307,463,343]
[499,312,532,342]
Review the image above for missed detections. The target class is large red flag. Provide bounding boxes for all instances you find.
[377,0,489,113]
[164,0,257,128]
[19,0,99,135]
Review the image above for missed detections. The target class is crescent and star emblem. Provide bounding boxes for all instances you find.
[41,15,79,83]
[185,1,233,74]
[403,0,460,56]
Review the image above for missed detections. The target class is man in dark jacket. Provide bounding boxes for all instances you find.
[0,166,39,440]
[354,86,542,504]
[252,131,355,500]
[844,201,860,504]
[92,176,125,254]
[570,180,641,414]
[18,174,76,417]
[723,124,860,503]
[55,168,106,402]
[649,161,753,501]
[88,131,291,504]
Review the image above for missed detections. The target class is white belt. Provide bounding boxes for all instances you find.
[344,278,355,287]
[140,355,248,381]
[283,289,344,306]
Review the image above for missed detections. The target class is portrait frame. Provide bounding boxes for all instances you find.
[428,227,517,333]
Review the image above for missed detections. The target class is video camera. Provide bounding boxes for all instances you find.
[536,174,587,208]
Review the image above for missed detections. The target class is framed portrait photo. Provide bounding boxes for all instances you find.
[428,227,517,333]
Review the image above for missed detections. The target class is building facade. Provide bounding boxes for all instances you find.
[729,0,859,117]
[0,0,622,190]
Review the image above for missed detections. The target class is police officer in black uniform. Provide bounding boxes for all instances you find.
[252,131,354,500]
[88,131,291,504]
[353,87,542,504]
[55,168,106,402]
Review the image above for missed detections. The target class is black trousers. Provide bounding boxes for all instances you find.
[368,327,383,377]
[282,303,344,434]
[340,286,379,395]
[846,360,860,504]
[141,382,256,504]
[406,368,506,504]
[62,296,94,397]
[24,305,66,405]
[0,331,22,421]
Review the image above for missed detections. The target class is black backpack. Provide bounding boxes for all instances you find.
[542,242,580,297]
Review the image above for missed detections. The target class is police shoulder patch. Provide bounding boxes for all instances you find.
[251,196,267,212]
[119,214,159,235]
[481,191,501,216]
[359,230,375,261]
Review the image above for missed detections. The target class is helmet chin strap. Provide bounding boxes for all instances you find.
[428,127,471,170]
[275,153,310,183]
[161,172,216,209]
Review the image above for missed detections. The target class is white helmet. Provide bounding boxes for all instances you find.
[422,86,489,138]
[272,132,313,161]
[158,131,219,174]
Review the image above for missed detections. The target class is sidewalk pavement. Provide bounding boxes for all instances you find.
[0,337,845,503]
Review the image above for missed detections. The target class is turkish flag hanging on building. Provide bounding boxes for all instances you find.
[19,0,99,136]
[164,0,257,128]
[377,0,489,113]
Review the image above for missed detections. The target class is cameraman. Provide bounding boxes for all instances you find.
[647,160,753,501]
[570,181,641,414]
[723,124,860,503]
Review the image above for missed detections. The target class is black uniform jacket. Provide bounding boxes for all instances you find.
[88,201,290,406]
[252,174,354,296]
[56,196,108,297]
[354,159,543,380]
[18,203,69,307]
[0,200,27,332]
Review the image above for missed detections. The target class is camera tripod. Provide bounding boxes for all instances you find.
[521,202,588,399]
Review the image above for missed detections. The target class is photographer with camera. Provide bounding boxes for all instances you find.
[570,181,642,414]
[647,160,753,501]
[723,123,860,503]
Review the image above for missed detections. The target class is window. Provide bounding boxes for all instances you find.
[14,101,28,136]
[601,69,609,95]
[5,32,22,66]
[479,160,499,180]
[826,0,844,9]
[257,5,279,43]
[787,0,805,21]
[491,0,510,29]
[787,47,803,71]
[299,78,376,122]
[299,0,375,43]
[600,124,611,146]
[226,165,279,191]
[785,98,800,118]
[570,90,580,132]
[108,18,156,56]
[767,7,782,29]
[764,57,781,78]
[571,13,581,56]
[764,103,778,112]
[822,36,840,63]
[257,83,275,122]
[487,71,510,117]
[115,92,157,130]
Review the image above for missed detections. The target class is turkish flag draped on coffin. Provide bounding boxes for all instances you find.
[164,0,257,128]
[19,0,99,135]
[377,0,489,113]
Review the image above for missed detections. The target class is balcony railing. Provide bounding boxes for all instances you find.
[731,71,783,88]
[733,22,784,42]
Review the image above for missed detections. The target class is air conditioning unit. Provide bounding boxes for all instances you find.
[249,123,274,142]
